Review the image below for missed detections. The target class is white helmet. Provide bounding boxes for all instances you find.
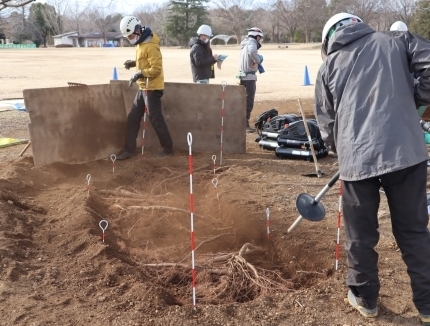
[120,16,141,37]
[197,24,212,37]
[321,12,362,44]
[247,27,263,38]
[390,21,408,32]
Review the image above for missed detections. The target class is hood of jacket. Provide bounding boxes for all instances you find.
[135,26,153,46]
[240,37,260,49]
[189,36,207,48]
[327,23,375,55]
[140,32,160,46]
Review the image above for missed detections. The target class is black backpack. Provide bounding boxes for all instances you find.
[277,119,326,151]
[261,114,301,133]
[254,109,279,132]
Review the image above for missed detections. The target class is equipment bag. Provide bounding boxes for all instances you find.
[254,109,279,132]
[277,120,326,150]
[260,114,301,134]
[275,146,329,161]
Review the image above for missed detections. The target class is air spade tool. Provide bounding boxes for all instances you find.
[288,171,340,233]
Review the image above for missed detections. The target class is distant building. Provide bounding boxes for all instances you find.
[53,31,127,47]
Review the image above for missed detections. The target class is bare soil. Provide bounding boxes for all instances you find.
[0,46,427,325]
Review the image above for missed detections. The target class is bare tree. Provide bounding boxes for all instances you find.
[64,0,92,34]
[87,1,122,43]
[386,0,415,26]
[297,0,327,43]
[344,0,381,24]
[133,3,160,28]
[270,0,299,42]
[46,0,71,34]
[0,0,35,13]
[133,3,169,45]
[213,0,256,42]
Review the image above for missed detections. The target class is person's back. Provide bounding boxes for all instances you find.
[315,13,430,325]
[238,27,263,132]
[317,23,429,180]
[239,37,259,80]
[135,32,164,90]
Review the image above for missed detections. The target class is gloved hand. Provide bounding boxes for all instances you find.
[129,71,143,87]
[124,60,136,70]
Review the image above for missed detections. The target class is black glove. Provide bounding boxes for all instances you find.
[129,71,143,87]
[124,60,136,70]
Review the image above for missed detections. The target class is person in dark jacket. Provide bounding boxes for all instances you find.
[315,13,430,325]
[117,15,173,159]
[189,24,219,84]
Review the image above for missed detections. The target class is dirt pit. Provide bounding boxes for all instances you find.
[0,99,425,325]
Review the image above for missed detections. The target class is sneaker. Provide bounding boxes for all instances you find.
[153,149,174,158]
[419,313,430,326]
[346,290,378,318]
[116,151,135,160]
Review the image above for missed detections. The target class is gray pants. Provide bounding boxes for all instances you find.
[240,79,256,124]
[342,161,430,314]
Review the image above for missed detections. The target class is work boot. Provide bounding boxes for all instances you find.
[345,290,378,318]
[420,313,430,326]
[116,151,135,160]
[153,149,174,158]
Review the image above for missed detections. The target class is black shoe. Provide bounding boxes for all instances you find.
[246,126,256,133]
[153,149,174,158]
[116,151,135,160]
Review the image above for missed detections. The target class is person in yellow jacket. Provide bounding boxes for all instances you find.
[117,15,173,159]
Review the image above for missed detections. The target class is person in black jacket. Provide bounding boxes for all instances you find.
[189,24,219,83]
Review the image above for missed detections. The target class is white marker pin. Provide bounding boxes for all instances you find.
[99,220,109,243]
[110,154,116,176]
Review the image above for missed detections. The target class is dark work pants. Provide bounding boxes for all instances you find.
[240,79,256,124]
[342,161,430,314]
[124,90,173,153]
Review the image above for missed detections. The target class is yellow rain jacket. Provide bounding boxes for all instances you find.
[135,33,164,90]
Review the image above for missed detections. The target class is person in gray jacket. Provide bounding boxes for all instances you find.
[315,13,430,325]
[239,27,263,132]
[189,24,219,84]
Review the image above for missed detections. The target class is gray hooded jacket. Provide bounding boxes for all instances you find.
[239,37,261,81]
[315,23,430,181]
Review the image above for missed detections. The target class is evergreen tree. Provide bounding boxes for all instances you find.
[166,0,210,46]
[28,3,59,47]
[411,0,430,40]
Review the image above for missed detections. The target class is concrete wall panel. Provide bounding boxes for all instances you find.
[112,81,246,154]
[24,84,126,167]
[23,81,246,167]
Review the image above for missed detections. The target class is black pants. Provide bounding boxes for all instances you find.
[240,79,256,124]
[342,161,430,314]
[124,90,173,153]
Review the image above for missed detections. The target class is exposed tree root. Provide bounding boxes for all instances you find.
[141,242,293,304]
